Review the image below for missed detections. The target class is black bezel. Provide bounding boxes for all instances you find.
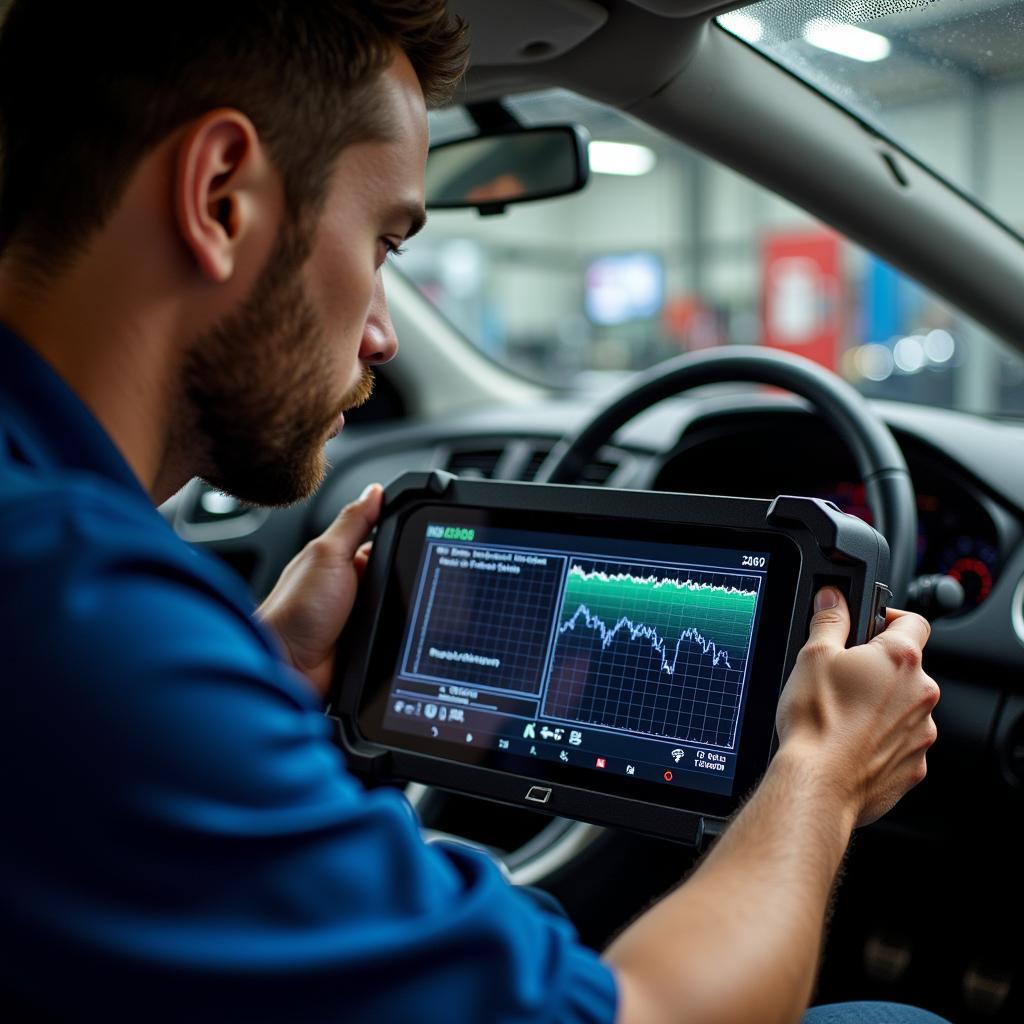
[352,504,800,821]
[330,473,888,843]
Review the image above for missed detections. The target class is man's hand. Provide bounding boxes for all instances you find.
[776,587,940,827]
[609,589,939,1024]
[256,483,382,699]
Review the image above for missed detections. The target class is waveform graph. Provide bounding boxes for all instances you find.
[541,559,761,747]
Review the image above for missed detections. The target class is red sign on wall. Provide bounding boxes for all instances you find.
[761,231,843,372]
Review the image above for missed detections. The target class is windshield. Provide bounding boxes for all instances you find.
[400,87,1024,416]
[719,0,1024,240]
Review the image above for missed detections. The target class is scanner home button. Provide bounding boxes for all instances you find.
[525,786,552,804]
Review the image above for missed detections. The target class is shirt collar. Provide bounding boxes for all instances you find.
[0,322,152,503]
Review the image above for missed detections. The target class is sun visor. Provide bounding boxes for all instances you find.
[451,0,608,64]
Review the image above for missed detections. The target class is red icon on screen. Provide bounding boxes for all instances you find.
[663,770,673,782]
[595,757,607,769]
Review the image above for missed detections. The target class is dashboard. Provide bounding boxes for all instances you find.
[655,411,1005,612]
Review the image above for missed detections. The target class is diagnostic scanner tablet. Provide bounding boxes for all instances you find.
[329,471,891,845]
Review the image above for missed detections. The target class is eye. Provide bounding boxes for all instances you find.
[380,237,407,265]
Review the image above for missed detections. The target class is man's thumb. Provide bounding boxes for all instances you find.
[807,586,851,650]
[325,483,383,556]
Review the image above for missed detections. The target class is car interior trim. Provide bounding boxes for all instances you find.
[1012,574,1024,648]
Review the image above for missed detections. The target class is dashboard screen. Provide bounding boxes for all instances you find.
[357,505,801,813]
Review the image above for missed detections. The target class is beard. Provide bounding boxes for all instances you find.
[181,222,374,507]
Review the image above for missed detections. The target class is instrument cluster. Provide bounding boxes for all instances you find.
[655,423,1002,613]
[819,478,999,611]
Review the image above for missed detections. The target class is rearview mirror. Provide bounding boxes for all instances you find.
[425,126,590,215]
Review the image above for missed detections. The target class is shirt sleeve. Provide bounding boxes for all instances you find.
[0,495,618,1023]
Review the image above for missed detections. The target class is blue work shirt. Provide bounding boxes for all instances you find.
[0,325,617,1022]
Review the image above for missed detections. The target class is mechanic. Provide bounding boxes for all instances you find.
[0,2,945,1022]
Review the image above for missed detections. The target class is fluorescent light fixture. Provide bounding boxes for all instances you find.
[803,19,891,62]
[718,12,764,44]
[588,141,657,176]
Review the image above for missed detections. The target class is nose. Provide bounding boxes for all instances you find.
[359,272,399,366]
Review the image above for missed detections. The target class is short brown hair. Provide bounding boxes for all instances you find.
[0,1,467,282]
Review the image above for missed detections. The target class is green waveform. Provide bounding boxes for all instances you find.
[558,563,757,662]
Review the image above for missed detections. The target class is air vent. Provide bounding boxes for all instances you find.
[521,445,554,481]
[520,447,618,485]
[445,447,504,479]
[578,459,617,486]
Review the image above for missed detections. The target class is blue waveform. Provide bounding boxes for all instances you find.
[559,603,733,673]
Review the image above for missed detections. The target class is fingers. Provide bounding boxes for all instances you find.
[879,606,931,645]
[323,483,383,559]
[805,587,851,653]
[354,540,373,581]
[872,606,931,671]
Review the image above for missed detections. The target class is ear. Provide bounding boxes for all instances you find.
[173,109,273,283]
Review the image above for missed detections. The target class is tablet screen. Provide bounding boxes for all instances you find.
[356,505,801,816]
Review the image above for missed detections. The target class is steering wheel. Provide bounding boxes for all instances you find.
[410,345,917,882]
[539,345,916,598]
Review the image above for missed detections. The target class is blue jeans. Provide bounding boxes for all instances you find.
[804,1003,951,1023]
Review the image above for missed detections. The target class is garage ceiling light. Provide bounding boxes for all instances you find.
[894,335,926,373]
[803,19,891,62]
[924,329,956,364]
[588,141,657,176]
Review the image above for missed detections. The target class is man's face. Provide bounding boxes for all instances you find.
[183,50,429,507]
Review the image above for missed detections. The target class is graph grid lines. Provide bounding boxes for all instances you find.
[541,559,760,748]
[402,543,566,695]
